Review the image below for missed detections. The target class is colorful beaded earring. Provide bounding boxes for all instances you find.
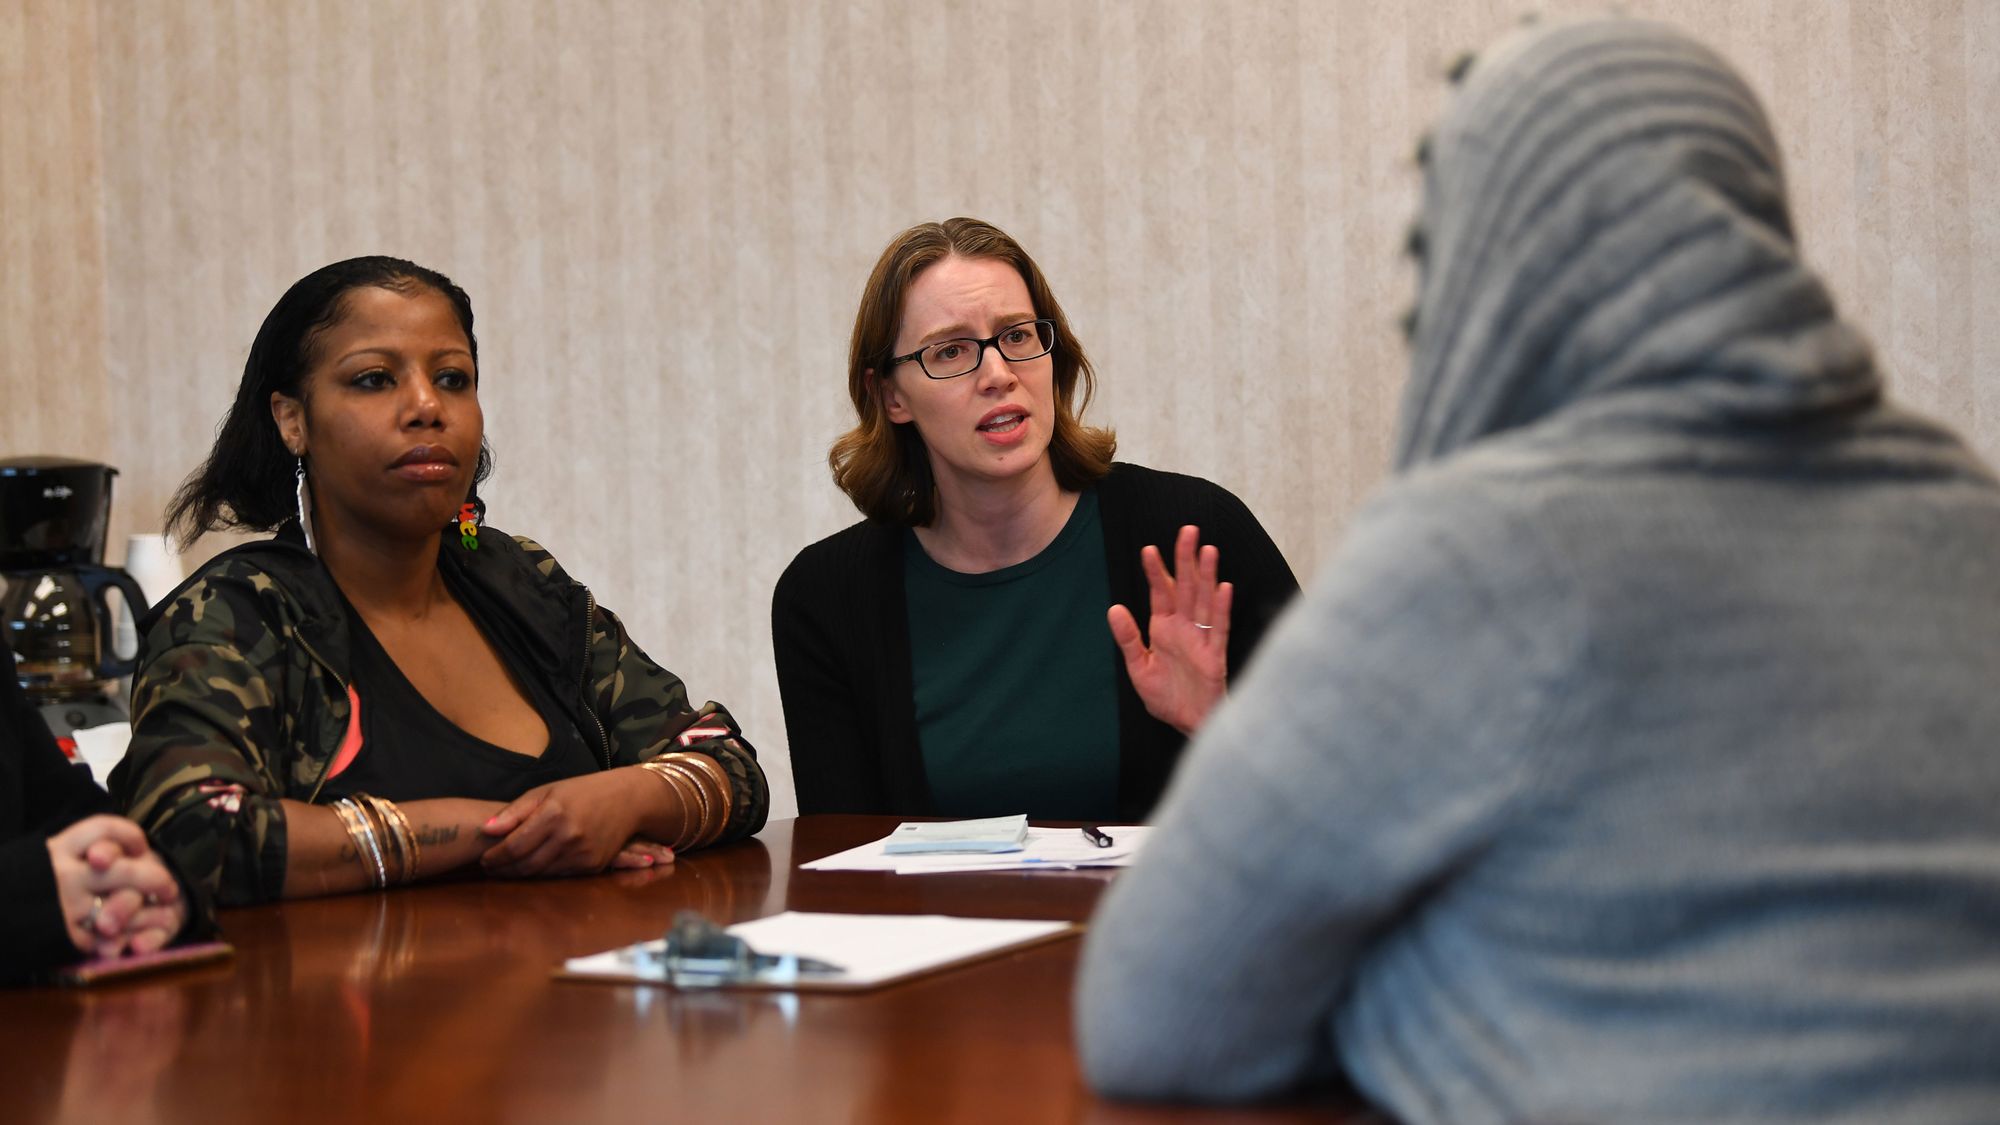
[456,500,481,551]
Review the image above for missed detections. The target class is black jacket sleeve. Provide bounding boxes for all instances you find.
[1095,463,1301,818]
[1,642,113,978]
[1206,481,1301,680]
[3,642,214,981]
[0,835,83,980]
[773,545,891,815]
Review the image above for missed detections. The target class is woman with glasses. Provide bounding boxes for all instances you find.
[773,217,1297,821]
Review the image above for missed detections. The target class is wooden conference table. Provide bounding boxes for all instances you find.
[0,816,1374,1124]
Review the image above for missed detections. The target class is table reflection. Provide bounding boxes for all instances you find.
[2,821,1368,1123]
[51,986,198,1125]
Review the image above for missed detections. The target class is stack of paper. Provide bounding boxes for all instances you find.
[69,722,131,789]
[803,825,1152,875]
[882,814,1029,854]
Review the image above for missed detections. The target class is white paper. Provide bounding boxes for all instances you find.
[882,814,1029,853]
[561,911,1073,988]
[801,825,1152,874]
[68,722,132,789]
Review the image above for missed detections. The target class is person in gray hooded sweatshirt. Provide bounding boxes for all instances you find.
[1077,15,2000,1124]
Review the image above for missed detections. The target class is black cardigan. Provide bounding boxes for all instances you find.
[773,463,1299,820]
[0,642,117,978]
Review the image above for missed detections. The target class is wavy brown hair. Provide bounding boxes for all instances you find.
[830,217,1116,526]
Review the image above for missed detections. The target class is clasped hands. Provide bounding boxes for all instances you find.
[48,815,189,961]
[1108,524,1233,736]
[476,767,677,879]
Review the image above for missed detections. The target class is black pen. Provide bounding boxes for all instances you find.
[1081,825,1114,848]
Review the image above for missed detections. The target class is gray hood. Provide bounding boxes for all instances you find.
[1395,17,1881,471]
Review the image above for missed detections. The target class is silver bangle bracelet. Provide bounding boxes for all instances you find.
[337,797,389,889]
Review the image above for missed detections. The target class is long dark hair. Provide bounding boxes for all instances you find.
[165,256,492,549]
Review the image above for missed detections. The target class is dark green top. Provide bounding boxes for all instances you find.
[904,490,1120,820]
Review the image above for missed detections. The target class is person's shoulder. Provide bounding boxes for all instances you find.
[476,526,581,589]
[774,518,903,620]
[1100,460,1207,492]
[781,519,899,581]
[1100,461,1244,506]
[1337,458,1579,614]
[145,537,325,644]
[1095,462,1267,543]
[448,526,595,650]
[183,535,316,587]
[1377,437,1619,537]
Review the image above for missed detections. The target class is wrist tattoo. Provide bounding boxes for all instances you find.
[416,825,460,846]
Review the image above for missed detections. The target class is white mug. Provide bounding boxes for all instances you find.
[112,533,181,671]
[123,533,183,611]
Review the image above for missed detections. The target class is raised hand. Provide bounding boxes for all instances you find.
[1107,524,1235,736]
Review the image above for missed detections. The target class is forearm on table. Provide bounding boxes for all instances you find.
[280,797,503,898]
[626,741,763,848]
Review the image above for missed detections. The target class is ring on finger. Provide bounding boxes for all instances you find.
[1194,622,1215,630]
[83,894,104,932]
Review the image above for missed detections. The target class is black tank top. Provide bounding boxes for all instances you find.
[318,575,599,804]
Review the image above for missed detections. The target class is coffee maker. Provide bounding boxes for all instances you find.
[0,456,148,739]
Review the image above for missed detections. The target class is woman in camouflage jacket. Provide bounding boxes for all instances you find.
[112,257,767,911]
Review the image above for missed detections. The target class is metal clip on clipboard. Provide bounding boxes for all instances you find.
[629,910,846,989]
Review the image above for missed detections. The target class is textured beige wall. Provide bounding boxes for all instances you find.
[2,0,107,461]
[4,1,1995,817]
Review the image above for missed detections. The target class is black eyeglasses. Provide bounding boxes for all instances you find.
[887,319,1056,380]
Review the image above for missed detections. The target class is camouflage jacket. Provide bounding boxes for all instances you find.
[110,524,769,910]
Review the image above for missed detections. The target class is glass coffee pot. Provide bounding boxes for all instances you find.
[2,565,145,697]
[0,457,148,728]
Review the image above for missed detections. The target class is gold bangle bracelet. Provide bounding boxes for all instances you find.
[387,801,421,883]
[658,752,733,845]
[663,762,714,851]
[359,796,403,886]
[676,756,732,844]
[382,797,416,884]
[330,799,372,888]
[366,795,421,885]
[648,752,712,840]
[659,762,712,851]
[328,799,363,880]
[662,757,726,849]
[358,796,399,888]
[638,760,704,851]
[659,759,721,848]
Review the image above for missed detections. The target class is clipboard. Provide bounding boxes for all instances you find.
[556,911,1079,992]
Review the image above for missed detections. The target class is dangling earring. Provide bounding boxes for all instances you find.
[294,456,318,555]
[455,498,481,551]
